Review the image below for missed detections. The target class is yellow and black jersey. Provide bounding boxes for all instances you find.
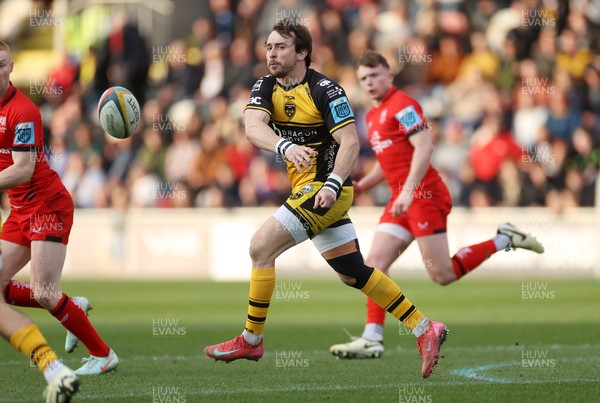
[245,69,355,189]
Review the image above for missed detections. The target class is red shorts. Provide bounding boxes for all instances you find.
[379,179,452,238]
[2,190,74,247]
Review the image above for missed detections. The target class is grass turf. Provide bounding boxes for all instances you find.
[0,278,598,402]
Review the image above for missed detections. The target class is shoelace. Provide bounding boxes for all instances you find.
[80,356,98,365]
[222,335,245,349]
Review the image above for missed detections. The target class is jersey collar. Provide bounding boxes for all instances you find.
[276,68,311,91]
[0,82,17,107]
[381,86,398,103]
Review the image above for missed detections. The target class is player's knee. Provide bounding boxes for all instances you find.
[433,275,453,286]
[364,257,392,274]
[327,251,374,289]
[249,234,270,265]
[426,260,455,286]
[429,268,454,286]
[336,273,357,287]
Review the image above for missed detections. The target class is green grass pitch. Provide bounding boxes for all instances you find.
[1,278,598,402]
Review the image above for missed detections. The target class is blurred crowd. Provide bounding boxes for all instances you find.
[17,0,600,210]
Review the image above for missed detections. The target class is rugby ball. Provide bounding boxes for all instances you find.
[98,86,141,139]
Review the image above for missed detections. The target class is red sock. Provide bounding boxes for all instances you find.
[51,295,110,357]
[451,239,497,280]
[366,297,386,325]
[4,280,42,308]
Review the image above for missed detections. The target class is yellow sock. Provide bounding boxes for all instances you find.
[360,269,425,330]
[9,324,58,373]
[244,267,275,336]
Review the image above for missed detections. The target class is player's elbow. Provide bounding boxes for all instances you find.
[244,122,263,147]
[15,165,34,185]
[416,134,434,157]
[340,133,360,160]
[243,112,264,145]
[415,141,433,159]
[424,141,434,157]
[244,128,257,144]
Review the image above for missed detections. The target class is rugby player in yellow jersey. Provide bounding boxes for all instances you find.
[204,18,448,378]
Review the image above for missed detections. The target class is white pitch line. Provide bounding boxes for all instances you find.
[452,356,600,384]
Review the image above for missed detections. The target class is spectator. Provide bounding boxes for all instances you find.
[583,61,600,113]
[426,35,464,85]
[197,40,226,101]
[163,39,202,98]
[164,101,202,184]
[210,0,234,46]
[556,28,591,80]
[458,30,498,81]
[74,154,107,208]
[432,119,469,200]
[319,7,351,64]
[445,64,494,127]
[495,30,519,93]
[93,15,150,104]
[223,37,256,94]
[469,113,523,203]
[520,162,554,207]
[531,28,557,79]
[545,90,582,147]
[187,124,228,194]
[135,127,168,179]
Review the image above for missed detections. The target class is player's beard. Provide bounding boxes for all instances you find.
[269,62,294,78]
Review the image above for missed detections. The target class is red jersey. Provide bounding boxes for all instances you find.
[0,84,66,207]
[366,86,441,194]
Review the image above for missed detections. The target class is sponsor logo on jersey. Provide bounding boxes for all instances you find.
[301,184,314,194]
[317,78,332,87]
[417,221,429,230]
[0,148,10,154]
[290,190,304,200]
[290,184,314,200]
[455,247,472,259]
[326,87,343,98]
[285,103,296,118]
[248,96,262,105]
[370,130,393,154]
[14,122,35,145]
[395,105,422,132]
[329,96,353,124]
[252,79,263,92]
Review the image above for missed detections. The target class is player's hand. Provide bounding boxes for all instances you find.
[285,145,318,173]
[313,187,336,209]
[391,190,413,217]
[352,180,364,197]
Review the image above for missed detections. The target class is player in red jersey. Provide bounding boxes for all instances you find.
[330,50,544,359]
[0,40,118,375]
